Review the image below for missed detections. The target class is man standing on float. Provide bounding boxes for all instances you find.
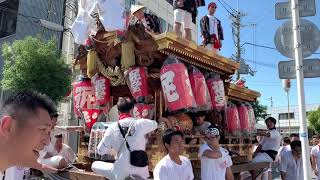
[200,2,224,53]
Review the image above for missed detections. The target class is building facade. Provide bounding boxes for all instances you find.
[125,0,198,42]
[267,104,320,136]
[0,0,65,79]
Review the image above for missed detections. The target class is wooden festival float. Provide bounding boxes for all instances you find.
[60,22,268,179]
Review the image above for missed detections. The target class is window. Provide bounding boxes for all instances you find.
[0,0,19,38]
[278,113,295,120]
[125,0,136,11]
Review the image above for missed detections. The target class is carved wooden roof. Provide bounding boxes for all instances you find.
[227,83,261,102]
[153,32,240,76]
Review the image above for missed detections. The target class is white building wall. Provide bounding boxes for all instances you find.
[267,104,320,134]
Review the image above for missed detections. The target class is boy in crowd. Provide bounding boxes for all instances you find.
[289,133,300,142]
[311,135,320,179]
[194,111,211,135]
[153,129,194,180]
[279,140,303,180]
[199,125,234,180]
[276,137,291,161]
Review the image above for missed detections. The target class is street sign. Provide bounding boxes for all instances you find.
[278,59,320,79]
[274,19,320,59]
[275,0,316,20]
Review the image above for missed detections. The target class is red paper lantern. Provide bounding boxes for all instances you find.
[91,75,111,106]
[133,104,154,119]
[126,67,149,102]
[72,80,97,117]
[245,103,256,131]
[160,62,194,112]
[189,68,212,111]
[81,108,102,130]
[206,75,226,111]
[226,103,241,135]
[237,103,249,133]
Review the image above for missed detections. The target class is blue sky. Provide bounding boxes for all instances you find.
[197,0,320,107]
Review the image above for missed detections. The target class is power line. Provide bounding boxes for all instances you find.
[219,0,238,15]
[216,0,237,18]
[244,58,277,69]
[241,42,276,50]
[242,42,320,55]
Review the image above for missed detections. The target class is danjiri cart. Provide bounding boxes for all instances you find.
[57,26,268,180]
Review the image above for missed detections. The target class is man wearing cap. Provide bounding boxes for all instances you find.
[251,117,281,180]
[198,125,234,180]
[200,2,224,53]
[130,5,161,34]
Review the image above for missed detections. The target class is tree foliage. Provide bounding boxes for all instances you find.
[250,101,268,121]
[1,36,71,103]
[308,107,320,133]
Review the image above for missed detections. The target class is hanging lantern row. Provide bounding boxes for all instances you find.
[225,102,256,135]
[160,56,226,113]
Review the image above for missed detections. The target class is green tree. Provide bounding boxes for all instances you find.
[1,36,71,103]
[250,101,268,121]
[308,107,320,133]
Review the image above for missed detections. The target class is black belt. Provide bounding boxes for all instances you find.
[260,150,278,161]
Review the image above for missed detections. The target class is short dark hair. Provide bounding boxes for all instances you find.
[117,97,135,113]
[195,111,206,117]
[282,137,291,144]
[313,134,320,139]
[265,117,277,124]
[162,128,184,146]
[290,140,301,149]
[290,133,299,138]
[0,90,56,127]
[51,112,59,118]
[55,134,63,138]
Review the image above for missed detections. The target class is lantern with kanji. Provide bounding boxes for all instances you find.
[225,103,241,135]
[160,56,195,112]
[91,74,111,106]
[245,102,256,132]
[188,66,212,111]
[237,103,249,134]
[72,79,97,117]
[81,108,102,130]
[126,67,149,103]
[133,103,154,119]
[206,73,226,111]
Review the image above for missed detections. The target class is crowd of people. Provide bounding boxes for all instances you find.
[1,93,320,180]
[1,1,320,180]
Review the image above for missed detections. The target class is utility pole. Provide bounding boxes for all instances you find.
[291,0,311,179]
[61,0,77,152]
[232,11,245,80]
